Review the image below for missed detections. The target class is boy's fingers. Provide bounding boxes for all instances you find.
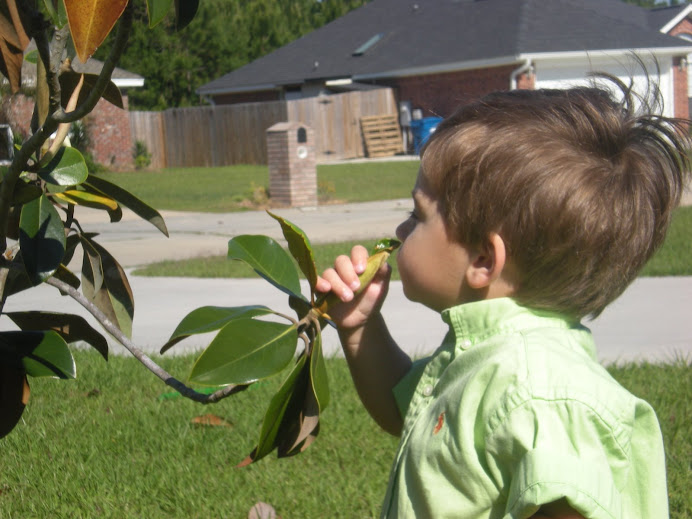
[320,267,354,302]
[350,245,369,274]
[334,254,361,291]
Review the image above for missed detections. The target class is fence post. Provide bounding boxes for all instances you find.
[266,122,317,208]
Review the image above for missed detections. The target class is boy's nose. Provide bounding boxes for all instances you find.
[396,220,411,241]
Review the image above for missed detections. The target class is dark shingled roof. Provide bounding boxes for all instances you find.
[198,0,692,95]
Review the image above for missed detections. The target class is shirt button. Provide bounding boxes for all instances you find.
[422,385,433,397]
[462,339,472,349]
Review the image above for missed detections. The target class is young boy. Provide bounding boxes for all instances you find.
[316,77,690,519]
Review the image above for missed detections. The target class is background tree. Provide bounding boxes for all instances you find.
[95,0,369,110]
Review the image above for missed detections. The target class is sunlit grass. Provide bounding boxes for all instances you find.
[0,351,688,517]
[98,160,419,212]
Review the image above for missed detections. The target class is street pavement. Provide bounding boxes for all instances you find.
[2,198,691,365]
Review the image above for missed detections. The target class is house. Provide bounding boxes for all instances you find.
[1,53,144,170]
[198,0,692,124]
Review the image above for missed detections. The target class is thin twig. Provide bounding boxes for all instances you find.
[45,275,247,404]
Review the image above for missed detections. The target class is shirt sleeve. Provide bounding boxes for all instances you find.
[484,395,629,519]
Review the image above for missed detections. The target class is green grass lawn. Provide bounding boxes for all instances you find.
[98,161,420,212]
[134,206,692,279]
[0,351,688,518]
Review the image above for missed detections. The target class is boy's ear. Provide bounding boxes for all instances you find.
[465,233,507,289]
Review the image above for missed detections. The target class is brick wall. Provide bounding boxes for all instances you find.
[672,57,689,120]
[667,18,692,120]
[86,96,132,169]
[0,93,133,170]
[377,64,518,117]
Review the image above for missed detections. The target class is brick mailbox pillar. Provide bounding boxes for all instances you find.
[266,122,317,208]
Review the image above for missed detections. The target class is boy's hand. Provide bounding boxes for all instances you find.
[315,245,391,330]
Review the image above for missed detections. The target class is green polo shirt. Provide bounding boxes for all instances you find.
[381,298,667,519]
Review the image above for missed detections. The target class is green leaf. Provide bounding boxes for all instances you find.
[85,175,168,237]
[147,0,173,27]
[52,264,81,292]
[80,237,134,338]
[161,305,274,354]
[24,49,38,64]
[0,363,29,439]
[6,311,108,360]
[12,179,42,205]
[60,70,123,110]
[174,0,199,30]
[79,183,122,223]
[42,0,68,28]
[38,147,88,187]
[21,331,76,379]
[227,235,303,300]
[267,211,318,300]
[278,334,329,458]
[189,319,297,386]
[19,195,66,285]
[310,332,330,412]
[0,331,75,379]
[239,355,308,466]
[79,234,104,294]
[52,189,119,211]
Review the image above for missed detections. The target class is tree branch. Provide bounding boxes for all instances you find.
[45,276,248,404]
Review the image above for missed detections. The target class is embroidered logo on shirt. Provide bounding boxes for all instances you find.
[433,411,445,435]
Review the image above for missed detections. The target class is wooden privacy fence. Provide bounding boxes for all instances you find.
[129,88,399,169]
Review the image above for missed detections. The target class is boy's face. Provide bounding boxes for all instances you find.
[395,170,476,312]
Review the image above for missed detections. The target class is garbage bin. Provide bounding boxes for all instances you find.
[410,116,442,155]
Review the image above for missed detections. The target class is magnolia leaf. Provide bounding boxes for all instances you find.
[19,195,66,285]
[189,319,297,386]
[267,211,318,300]
[310,332,330,412]
[85,175,168,236]
[80,236,134,338]
[0,362,29,439]
[52,264,81,292]
[174,0,199,30]
[79,183,122,223]
[0,0,31,93]
[161,305,274,354]
[228,235,303,300]
[52,189,119,211]
[79,234,104,294]
[20,331,76,379]
[43,0,69,28]
[238,355,308,467]
[278,334,329,457]
[0,330,76,379]
[147,0,173,27]
[38,147,88,187]
[12,179,42,206]
[64,0,128,63]
[60,69,123,110]
[6,311,108,360]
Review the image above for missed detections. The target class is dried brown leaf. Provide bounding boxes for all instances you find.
[190,413,232,427]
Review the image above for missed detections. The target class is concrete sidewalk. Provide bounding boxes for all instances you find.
[3,199,691,365]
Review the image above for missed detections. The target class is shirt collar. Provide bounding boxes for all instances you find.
[441,297,582,351]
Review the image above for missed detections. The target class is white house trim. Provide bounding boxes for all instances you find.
[659,4,692,34]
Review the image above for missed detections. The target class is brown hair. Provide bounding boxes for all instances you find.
[420,76,691,319]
